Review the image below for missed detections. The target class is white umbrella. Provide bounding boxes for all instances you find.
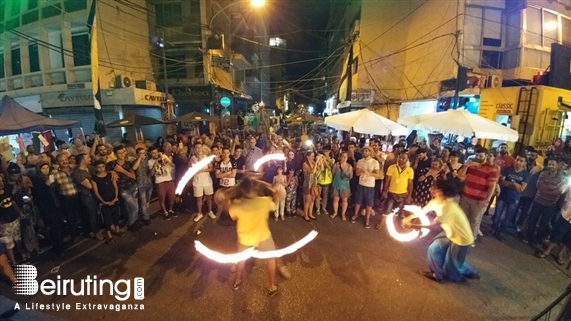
[398,109,519,141]
[325,109,409,136]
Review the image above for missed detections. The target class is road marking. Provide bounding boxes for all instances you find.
[38,241,104,280]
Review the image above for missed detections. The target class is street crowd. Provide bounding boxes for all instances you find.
[1,127,571,286]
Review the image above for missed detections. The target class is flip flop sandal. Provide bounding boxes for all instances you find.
[232,281,242,290]
[534,251,546,258]
[556,257,565,265]
[268,284,284,297]
[330,213,337,219]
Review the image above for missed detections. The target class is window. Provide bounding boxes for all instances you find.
[29,43,40,72]
[11,47,21,75]
[526,7,542,46]
[506,12,521,47]
[563,17,571,46]
[482,8,502,42]
[64,0,86,13]
[503,48,520,69]
[464,7,482,47]
[0,52,4,78]
[543,11,558,47]
[9,1,20,16]
[481,50,502,69]
[27,0,38,10]
[155,3,182,27]
[22,9,39,25]
[165,54,186,79]
[191,50,203,78]
[71,34,90,66]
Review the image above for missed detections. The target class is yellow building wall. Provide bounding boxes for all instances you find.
[97,0,155,90]
[358,0,458,102]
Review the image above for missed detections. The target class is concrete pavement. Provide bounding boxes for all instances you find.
[1,208,569,321]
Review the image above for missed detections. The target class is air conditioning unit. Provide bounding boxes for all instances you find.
[135,80,156,91]
[115,75,134,88]
[207,33,224,50]
[487,75,503,88]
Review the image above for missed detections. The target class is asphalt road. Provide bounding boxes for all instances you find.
[1,205,570,321]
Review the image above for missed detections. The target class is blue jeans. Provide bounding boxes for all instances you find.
[526,202,557,243]
[492,198,519,234]
[121,186,139,226]
[427,233,478,282]
[138,184,153,221]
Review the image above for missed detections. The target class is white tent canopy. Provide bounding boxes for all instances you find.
[398,109,519,142]
[325,109,409,136]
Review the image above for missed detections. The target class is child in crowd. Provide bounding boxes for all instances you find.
[285,167,298,217]
[91,160,125,244]
[272,166,287,221]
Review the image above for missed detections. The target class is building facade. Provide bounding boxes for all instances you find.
[326,0,571,123]
[0,0,168,142]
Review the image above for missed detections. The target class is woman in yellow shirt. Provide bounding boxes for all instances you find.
[215,177,284,297]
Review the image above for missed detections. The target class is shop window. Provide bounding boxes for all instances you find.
[155,3,182,27]
[29,43,40,72]
[71,34,90,66]
[11,47,21,76]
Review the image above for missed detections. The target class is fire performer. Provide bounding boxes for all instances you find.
[214,177,286,296]
[402,179,480,283]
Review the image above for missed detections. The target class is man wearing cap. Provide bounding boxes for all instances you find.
[351,146,381,228]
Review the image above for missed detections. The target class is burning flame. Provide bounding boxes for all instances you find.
[195,230,318,264]
[386,206,431,242]
[175,155,215,195]
[253,153,286,171]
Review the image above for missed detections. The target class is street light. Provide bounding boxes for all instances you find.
[208,0,265,29]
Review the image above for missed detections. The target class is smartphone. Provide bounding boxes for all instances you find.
[49,174,55,183]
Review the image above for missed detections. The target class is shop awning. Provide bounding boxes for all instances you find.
[0,95,82,136]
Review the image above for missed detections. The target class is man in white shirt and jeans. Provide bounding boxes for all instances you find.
[148,146,177,220]
[192,142,215,222]
[351,146,381,228]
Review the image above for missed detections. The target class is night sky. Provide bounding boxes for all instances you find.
[267,1,330,96]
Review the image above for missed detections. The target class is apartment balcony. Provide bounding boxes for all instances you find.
[0,65,91,93]
[232,53,252,70]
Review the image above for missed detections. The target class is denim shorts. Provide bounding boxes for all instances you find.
[355,185,375,207]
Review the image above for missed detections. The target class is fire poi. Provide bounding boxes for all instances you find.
[175,155,215,195]
[385,206,431,242]
[194,230,318,263]
[253,153,286,171]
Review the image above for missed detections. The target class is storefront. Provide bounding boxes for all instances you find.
[479,85,571,152]
[42,88,168,143]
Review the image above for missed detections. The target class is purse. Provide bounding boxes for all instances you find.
[317,167,333,185]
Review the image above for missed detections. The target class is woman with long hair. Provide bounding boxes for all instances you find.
[330,152,353,220]
[302,151,319,221]
[31,162,63,255]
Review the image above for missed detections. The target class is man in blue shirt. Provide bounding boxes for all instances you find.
[492,154,530,240]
